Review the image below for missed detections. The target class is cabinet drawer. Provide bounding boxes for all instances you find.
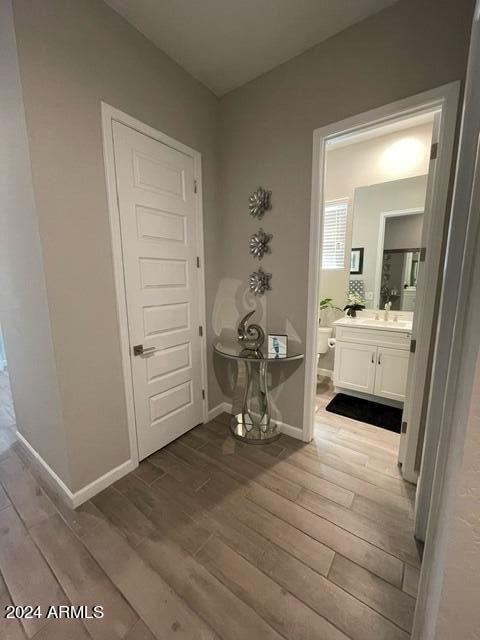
[335,326,411,350]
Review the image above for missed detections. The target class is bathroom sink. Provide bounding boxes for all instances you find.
[333,317,413,332]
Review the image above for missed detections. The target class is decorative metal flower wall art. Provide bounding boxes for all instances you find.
[249,267,272,296]
[248,186,272,219]
[249,228,272,260]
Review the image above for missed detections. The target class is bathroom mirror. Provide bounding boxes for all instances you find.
[375,207,423,310]
[319,176,425,312]
[319,117,433,322]
[379,248,420,310]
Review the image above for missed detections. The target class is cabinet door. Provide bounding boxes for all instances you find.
[374,347,409,401]
[333,342,376,394]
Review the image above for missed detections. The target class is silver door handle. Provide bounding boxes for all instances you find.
[378,352,382,365]
[133,345,156,356]
[371,353,375,363]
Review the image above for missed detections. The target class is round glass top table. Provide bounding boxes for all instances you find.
[214,341,304,443]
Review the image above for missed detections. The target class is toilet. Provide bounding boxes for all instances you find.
[317,327,333,366]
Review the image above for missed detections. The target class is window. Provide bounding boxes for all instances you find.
[322,200,348,269]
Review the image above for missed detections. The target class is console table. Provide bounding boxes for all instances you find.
[214,341,304,444]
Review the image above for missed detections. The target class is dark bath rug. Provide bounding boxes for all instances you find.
[325,393,402,434]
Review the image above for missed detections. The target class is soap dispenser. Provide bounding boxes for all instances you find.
[384,302,392,321]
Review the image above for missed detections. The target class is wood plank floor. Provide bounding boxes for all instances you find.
[0,373,420,639]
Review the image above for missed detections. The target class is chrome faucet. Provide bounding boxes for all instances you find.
[384,302,392,321]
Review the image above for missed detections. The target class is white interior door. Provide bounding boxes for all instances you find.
[398,111,441,475]
[113,121,204,460]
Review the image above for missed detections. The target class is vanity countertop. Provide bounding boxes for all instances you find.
[333,316,413,333]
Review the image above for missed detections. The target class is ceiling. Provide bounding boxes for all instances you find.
[104,0,400,96]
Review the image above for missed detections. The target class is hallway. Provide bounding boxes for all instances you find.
[0,408,420,640]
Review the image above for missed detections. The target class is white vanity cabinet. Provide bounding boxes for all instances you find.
[333,342,376,394]
[333,322,411,402]
[373,347,410,401]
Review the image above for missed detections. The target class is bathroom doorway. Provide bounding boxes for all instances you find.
[304,84,460,511]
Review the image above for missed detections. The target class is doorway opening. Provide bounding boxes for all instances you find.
[316,110,434,445]
[304,83,459,536]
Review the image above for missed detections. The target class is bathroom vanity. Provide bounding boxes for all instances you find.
[332,317,412,403]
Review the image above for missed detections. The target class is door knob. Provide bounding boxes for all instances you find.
[133,345,156,356]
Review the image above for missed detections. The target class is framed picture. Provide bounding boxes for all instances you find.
[350,247,364,274]
[267,334,288,359]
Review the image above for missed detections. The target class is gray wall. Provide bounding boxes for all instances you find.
[218,0,473,428]
[12,0,221,491]
[384,213,424,250]
[436,353,480,638]
[0,1,69,484]
[6,0,474,493]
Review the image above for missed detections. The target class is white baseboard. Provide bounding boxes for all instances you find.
[208,401,231,421]
[16,432,136,509]
[16,432,74,507]
[208,404,304,442]
[277,420,304,441]
[317,368,333,378]
[71,459,136,508]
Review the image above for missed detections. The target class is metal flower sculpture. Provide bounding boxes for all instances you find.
[249,267,272,296]
[248,186,272,219]
[249,228,272,260]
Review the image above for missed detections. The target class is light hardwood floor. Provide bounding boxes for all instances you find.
[0,373,420,640]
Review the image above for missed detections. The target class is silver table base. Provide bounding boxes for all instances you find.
[230,359,280,444]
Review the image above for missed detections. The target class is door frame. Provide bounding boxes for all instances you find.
[101,102,209,467]
[373,207,424,310]
[303,82,460,456]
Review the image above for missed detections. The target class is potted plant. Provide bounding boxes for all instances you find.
[317,298,342,357]
[319,297,342,325]
[344,293,366,318]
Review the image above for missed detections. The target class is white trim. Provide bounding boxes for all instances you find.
[222,401,232,414]
[208,401,231,421]
[16,432,74,506]
[401,100,457,482]
[70,459,135,508]
[373,207,424,309]
[317,368,333,378]
[16,432,135,508]
[101,103,209,468]
[278,420,304,441]
[208,403,303,441]
[304,83,460,447]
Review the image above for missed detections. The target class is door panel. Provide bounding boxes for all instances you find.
[374,347,409,402]
[333,342,376,394]
[398,110,442,469]
[113,122,203,460]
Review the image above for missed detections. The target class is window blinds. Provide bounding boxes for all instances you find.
[322,201,347,269]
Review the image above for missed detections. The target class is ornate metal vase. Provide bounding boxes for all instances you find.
[237,310,265,350]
